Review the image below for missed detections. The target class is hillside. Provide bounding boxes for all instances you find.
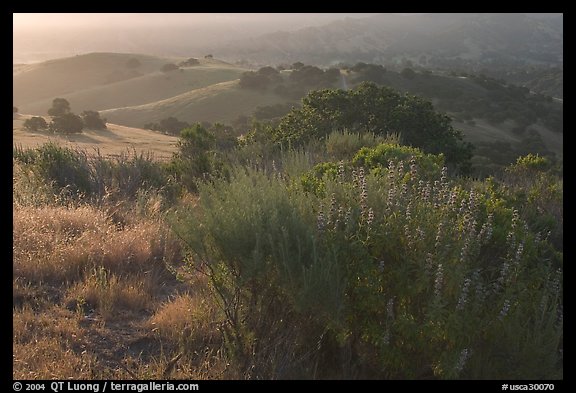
[13,53,562,173]
[13,53,247,116]
[13,114,179,159]
[101,80,292,127]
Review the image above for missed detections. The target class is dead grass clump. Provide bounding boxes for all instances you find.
[13,204,181,284]
[148,292,220,347]
[13,306,98,379]
[66,269,153,320]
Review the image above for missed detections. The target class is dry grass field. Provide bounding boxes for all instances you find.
[13,115,179,160]
[12,196,232,379]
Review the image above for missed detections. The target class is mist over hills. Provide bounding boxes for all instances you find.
[14,13,562,70]
[13,13,378,63]
[217,13,563,69]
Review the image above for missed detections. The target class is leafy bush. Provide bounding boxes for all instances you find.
[353,143,445,179]
[81,110,107,130]
[324,130,391,160]
[161,63,179,73]
[273,82,473,172]
[49,113,84,134]
[13,143,177,205]
[174,150,562,379]
[47,98,71,117]
[23,117,48,132]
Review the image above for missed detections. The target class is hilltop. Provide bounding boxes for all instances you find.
[14,52,247,117]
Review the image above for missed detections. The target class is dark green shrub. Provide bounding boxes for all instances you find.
[23,116,48,132]
[81,110,107,130]
[175,153,562,379]
[49,113,84,134]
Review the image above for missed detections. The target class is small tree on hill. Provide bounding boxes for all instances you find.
[13,106,18,114]
[81,110,107,130]
[180,58,200,67]
[49,113,84,134]
[23,116,48,132]
[161,63,179,73]
[48,98,71,117]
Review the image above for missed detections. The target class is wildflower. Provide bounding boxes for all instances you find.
[388,160,396,181]
[422,182,431,203]
[425,253,434,274]
[396,160,405,180]
[460,237,470,263]
[472,269,487,305]
[328,193,337,222]
[335,206,344,231]
[382,330,390,345]
[409,157,418,178]
[405,201,412,221]
[458,198,468,216]
[386,297,395,320]
[435,263,444,299]
[551,268,562,297]
[344,207,352,228]
[468,190,476,212]
[511,209,520,230]
[338,161,345,182]
[400,183,408,199]
[404,224,411,242]
[387,186,396,208]
[435,222,444,249]
[440,166,448,185]
[514,242,524,264]
[317,204,325,232]
[448,190,458,210]
[455,348,470,374]
[367,208,374,228]
[499,299,510,319]
[456,278,471,311]
[557,304,563,328]
[496,260,510,290]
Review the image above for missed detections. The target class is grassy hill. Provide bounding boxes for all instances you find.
[13,53,247,116]
[101,80,293,127]
[13,53,562,173]
[13,114,179,160]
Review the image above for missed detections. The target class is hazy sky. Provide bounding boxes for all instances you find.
[13,13,382,62]
[13,13,380,31]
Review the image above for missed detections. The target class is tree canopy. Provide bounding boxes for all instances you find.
[23,116,48,132]
[271,82,473,171]
[49,113,84,134]
[81,110,107,130]
[47,98,71,117]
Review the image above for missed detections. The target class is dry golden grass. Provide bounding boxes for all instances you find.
[13,306,98,379]
[13,116,179,160]
[13,204,180,284]
[148,290,220,347]
[12,199,233,379]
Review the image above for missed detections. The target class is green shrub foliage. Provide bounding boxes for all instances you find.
[174,147,562,379]
[271,82,473,172]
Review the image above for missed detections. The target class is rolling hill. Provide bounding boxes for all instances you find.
[13,52,562,172]
[13,114,179,159]
[13,53,248,116]
[101,80,292,127]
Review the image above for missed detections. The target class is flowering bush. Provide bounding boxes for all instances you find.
[176,148,562,379]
